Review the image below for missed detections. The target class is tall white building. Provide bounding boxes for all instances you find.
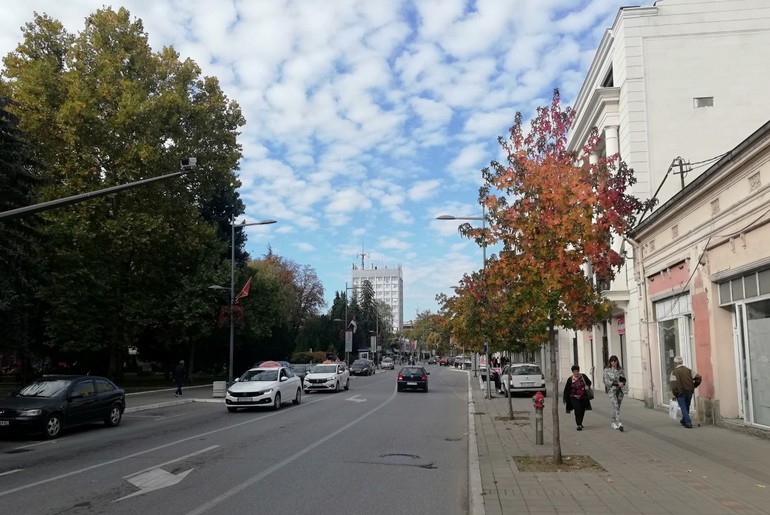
[563,0,770,408]
[351,264,404,332]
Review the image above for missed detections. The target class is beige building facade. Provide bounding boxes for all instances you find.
[562,0,770,424]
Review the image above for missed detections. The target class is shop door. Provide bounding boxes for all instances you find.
[745,299,770,427]
[658,316,693,402]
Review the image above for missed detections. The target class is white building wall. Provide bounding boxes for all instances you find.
[351,265,404,332]
[564,0,770,405]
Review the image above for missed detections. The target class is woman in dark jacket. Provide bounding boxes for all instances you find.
[563,365,592,431]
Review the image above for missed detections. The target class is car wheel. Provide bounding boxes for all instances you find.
[227,407,238,413]
[273,392,282,410]
[104,403,123,427]
[424,385,429,393]
[335,381,340,392]
[293,388,302,405]
[344,379,349,391]
[397,385,403,392]
[44,414,62,439]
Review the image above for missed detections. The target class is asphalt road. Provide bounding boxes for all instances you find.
[0,365,470,515]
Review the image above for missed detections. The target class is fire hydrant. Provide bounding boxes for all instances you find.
[533,392,545,445]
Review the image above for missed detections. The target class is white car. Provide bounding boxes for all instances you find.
[500,363,546,396]
[303,362,350,393]
[381,357,394,370]
[225,366,302,412]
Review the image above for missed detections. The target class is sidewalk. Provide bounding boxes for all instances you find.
[471,379,770,514]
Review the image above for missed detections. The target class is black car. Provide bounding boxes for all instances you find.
[350,359,374,376]
[0,375,126,439]
[397,366,429,392]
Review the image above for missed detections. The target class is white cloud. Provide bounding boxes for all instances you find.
[0,0,638,320]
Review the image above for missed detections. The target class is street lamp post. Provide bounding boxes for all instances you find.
[436,204,492,399]
[210,217,276,383]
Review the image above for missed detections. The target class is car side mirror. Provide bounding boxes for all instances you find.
[280,376,287,382]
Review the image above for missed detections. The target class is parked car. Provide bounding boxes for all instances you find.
[427,356,437,364]
[225,365,302,412]
[397,366,429,392]
[381,357,395,370]
[290,363,312,383]
[350,359,375,376]
[0,375,125,439]
[500,363,546,396]
[303,362,350,392]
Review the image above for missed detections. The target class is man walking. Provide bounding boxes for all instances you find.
[669,356,701,428]
[174,360,187,397]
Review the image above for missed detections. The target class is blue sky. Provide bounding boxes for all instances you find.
[0,0,648,321]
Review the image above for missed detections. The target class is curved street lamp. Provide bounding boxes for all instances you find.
[436,205,491,398]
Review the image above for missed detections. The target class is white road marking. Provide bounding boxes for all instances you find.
[345,394,367,403]
[124,445,219,479]
[0,469,23,477]
[115,468,194,502]
[0,390,336,499]
[186,390,397,515]
[12,440,57,450]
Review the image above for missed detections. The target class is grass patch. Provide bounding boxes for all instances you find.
[514,454,606,473]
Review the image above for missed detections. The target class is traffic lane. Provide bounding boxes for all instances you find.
[195,366,470,515]
[0,375,405,512]
[0,368,468,514]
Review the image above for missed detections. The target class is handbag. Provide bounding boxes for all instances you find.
[668,402,679,420]
[582,375,594,400]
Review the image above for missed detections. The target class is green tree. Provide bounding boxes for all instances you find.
[467,90,648,463]
[1,8,244,377]
[0,96,46,381]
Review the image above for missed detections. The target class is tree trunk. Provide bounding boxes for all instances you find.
[550,319,563,464]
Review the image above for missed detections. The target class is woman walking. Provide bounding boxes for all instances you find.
[563,365,592,431]
[603,355,628,431]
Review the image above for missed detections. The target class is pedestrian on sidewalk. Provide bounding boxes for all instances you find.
[669,356,701,428]
[563,365,592,431]
[603,355,628,431]
[174,360,187,397]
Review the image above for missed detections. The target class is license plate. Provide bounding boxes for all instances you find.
[407,382,417,386]
[0,421,9,426]
[521,382,534,386]
[238,397,254,402]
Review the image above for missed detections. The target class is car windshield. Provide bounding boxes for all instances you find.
[239,369,279,382]
[352,361,367,366]
[401,368,424,375]
[312,365,337,374]
[510,366,541,375]
[19,379,72,397]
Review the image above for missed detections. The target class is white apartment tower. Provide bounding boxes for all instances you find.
[351,264,404,332]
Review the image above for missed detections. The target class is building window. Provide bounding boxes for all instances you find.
[693,96,714,108]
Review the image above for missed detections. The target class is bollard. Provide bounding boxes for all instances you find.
[532,392,545,445]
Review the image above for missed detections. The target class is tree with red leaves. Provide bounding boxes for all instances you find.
[463,90,650,463]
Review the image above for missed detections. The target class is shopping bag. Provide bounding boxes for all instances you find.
[585,386,595,400]
[668,402,679,420]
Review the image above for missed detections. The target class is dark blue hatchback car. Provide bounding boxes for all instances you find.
[0,375,125,439]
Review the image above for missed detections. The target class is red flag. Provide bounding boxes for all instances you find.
[234,277,252,304]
